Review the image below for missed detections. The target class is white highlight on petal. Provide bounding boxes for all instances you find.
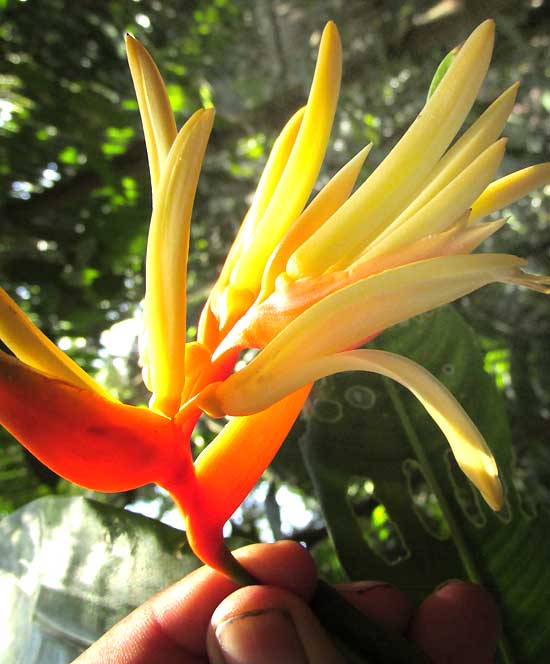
[287,20,496,277]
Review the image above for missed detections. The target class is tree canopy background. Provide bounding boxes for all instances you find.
[1,0,549,593]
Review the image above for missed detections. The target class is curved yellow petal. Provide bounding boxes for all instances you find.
[143,108,214,417]
[201,253,525,415]
[228,21,342,293]
[469,163,550,222]
[364,138,506,258]
[381,82,518,232]
[318,350,502,510]
[287,20,496,278]
[126,34,177,196]
[198,107,305,344]
[232,350,502,511]
[0,287,112,399]
[259,144,372,300]
[233,109,307,251]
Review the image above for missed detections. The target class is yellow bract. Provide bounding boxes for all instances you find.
[228,21,343,293]
[143,109,214,417]
[286,20,496,278]
[259,143,372,300]
[0,288,112,400]
[126,34,177,197]
[206,107,305,329]
[415,82,518,208]
[363,138,506,259]
[294,350,504,511]
[470,163,550,222]
[201,254,526,417]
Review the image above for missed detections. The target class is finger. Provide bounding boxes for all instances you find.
[408,580,500,663]
[72,603,205,664]
[207,585,345,664]
[336,581,414,633]
[155,540,317,656]
[73,540,316,663]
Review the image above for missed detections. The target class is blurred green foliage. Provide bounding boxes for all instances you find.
[1,0,549,575]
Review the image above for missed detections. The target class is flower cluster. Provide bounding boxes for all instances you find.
[0,20,548,575]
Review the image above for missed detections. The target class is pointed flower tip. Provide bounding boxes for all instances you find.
[479,18,496,37]
[354,143,373,168]
[125,32,157,66]
[194,106,216,138]
[185,106,215,138]
[125,32,140,52]
[448,20,494,61]
[459,19,494,57]
[203,106,216,122]
[322,19,342,52]
[500,80,520,108]
[125,32,150,64]
[494,136,508,159]
[463,440,502,512]
[482,475,504,512]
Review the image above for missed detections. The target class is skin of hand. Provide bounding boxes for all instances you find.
[72,541,500,664]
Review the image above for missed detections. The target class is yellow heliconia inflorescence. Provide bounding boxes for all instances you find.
[193,20,549,512]
[1,20,549,531]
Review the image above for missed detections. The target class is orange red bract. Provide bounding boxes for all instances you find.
[0,21,549,575]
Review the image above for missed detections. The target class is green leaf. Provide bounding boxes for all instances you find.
[0,496,201,663]
[299,306,550,663]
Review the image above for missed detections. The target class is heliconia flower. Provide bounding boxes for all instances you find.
[0,20,549,576]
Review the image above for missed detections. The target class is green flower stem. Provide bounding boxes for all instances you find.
[311,580,428,664]
[224,552,259,586]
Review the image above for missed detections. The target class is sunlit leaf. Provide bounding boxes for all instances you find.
[0,496,200,664]
[299,306,550,663]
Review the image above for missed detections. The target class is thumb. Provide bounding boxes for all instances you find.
[207,585,345,664]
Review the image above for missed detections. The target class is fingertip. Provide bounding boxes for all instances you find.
[336,581,414,633]
[145,541,316,658]
[408,580,500,663]
[235,540,318,600]
[208,585,344,664]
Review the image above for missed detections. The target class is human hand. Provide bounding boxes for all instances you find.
[72,541,499,663]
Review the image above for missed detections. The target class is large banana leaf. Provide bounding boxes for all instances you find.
[298,305,550,663]
[0,496,201,664]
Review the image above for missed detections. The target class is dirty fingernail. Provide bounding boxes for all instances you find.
[213,608,308,664]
